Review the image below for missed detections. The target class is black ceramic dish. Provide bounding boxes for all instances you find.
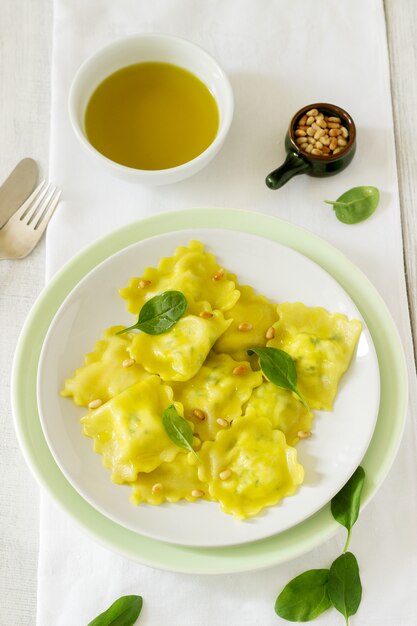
[265,103,356,190]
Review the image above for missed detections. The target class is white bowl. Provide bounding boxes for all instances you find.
[68,34,234,185]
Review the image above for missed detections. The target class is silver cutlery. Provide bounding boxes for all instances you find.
[0,158,39,228]
[0,181,61,260]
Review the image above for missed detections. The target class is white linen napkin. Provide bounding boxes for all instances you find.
[38,1,417,624]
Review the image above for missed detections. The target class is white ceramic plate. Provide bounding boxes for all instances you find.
[37,229,380,547]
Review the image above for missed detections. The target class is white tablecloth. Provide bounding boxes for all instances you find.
[38,1,417,623]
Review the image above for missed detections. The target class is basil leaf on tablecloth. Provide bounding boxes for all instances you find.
[331,466,365,552]
[324,186,380,224]
[117,290,187,335]
[87,594,143,626]
[275,569,332,621]
[328,552,362,625]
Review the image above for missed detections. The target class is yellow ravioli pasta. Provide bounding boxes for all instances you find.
[60,326,150,406]
[119,240,240,316]
[268,302,362,410]
[81,376,187,482]
[171,352,263,440]
[130,452,209,505]
[61,240,362,520]
[129,311,231,382]
[198,416,304,519]
[213,285,277,361]
[243,382,313,446]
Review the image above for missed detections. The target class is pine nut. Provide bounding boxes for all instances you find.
[152,483,163,494]
[232,365,247,376]
[138,279,151,288]
[265,326,275,340]
[88,399,102,409]
[295,108,349,158]
[213,268,224,281]
[193,408,206,421]
[216,418,229,428]
[298,430,312,439]
[238,322,253,332]
[219,469,232,481]
[122,358,135,368]
[192,489,205,498]
[199,311,213,319]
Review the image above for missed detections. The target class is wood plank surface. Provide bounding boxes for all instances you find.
[385,0,417,360]
[0,2,52,625]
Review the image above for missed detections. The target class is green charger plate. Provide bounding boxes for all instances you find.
[11,208,408,574]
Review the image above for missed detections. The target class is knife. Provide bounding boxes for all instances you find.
[0,158,39,228]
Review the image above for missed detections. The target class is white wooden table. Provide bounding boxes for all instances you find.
[0,1,415,623]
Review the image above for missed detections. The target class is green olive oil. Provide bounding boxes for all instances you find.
[85,62,219,170]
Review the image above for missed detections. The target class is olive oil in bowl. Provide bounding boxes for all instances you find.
[85,62,219,170]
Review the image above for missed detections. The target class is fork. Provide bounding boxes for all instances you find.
[0,181,61,260]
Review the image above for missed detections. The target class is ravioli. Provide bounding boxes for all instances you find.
[119,240,240,316]
[171,352,263,440]
[129,311,232,382]
[61,240,362,520]
[197,416,304,519]
[60,326,150,406]
[213,284,277,361]
[243,382,313,446]
[81,376,188,482]
[267,302,362,410]
[130,452,209,505]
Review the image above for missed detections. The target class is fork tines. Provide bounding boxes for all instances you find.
[18,181,61,228]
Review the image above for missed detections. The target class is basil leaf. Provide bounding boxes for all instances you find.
[117,291,187,335]
[324,186,379,224]
[247,346,310,411]
[331,466,365,552]
[328,553,362,624]
[275,569,332,621]
[162,404,198,459]
[87,595,143,626]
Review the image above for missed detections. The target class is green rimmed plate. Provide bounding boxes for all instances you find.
[11,208,407,574]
